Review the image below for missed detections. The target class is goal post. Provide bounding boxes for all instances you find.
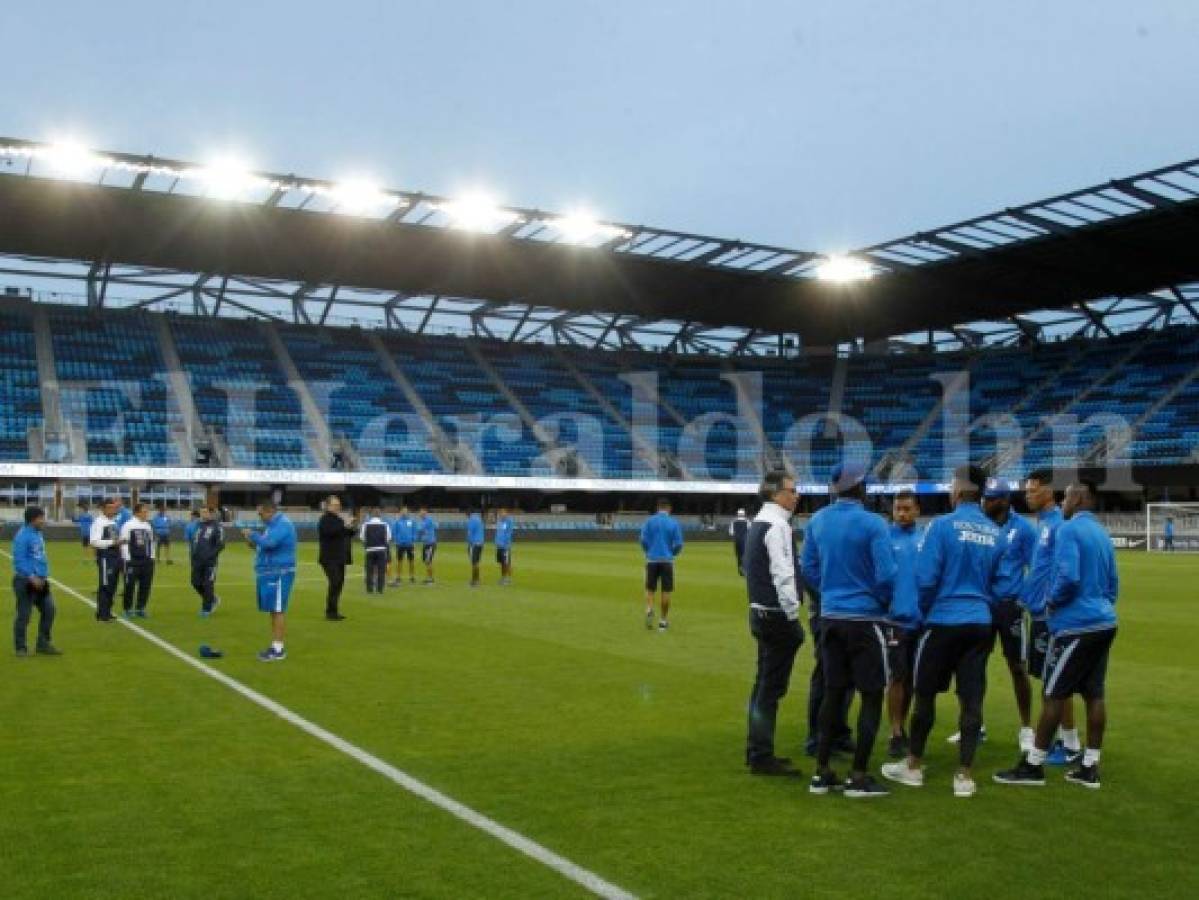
[1145,502,1199,552]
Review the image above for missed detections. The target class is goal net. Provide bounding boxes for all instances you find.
[1145,502,1199,552]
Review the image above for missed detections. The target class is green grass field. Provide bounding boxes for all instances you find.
[2,540,1196,899]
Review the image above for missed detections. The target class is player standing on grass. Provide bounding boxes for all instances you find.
[1164,516,1175,552]
[466,510,485,588]
[640,498,683,632]
[882,465,1019,798]
[245,500,297,662]
[801,463,896,799]
[494,508,515,585]
[12,506,61,657]
[151,505,174,565]
[90,498,123,623]
[419,507,438,585]
[1020,469,1080,765]
[744,472,804,776]
[729,508,749,576]
[885,490,924,759]
[360,508,391,595]
[185,509,201,559]
[74,502,93,562]
[391,506,417,586]
[944,479,1037,751]
[995,480,1118,789]
[119,502,156,619]
[191,507,225,617]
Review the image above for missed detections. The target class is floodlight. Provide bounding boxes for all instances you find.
[815,255,874,283]
[437,193,521,231]
[41,140,104,177]
[328,179,396,215]
[196,157,259,200]
[551,212,630,244]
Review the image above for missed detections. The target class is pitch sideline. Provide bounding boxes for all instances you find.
[1,550,637,900]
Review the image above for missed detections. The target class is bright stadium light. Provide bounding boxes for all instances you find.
[195,157,260,200]
[437,193,521,231]
[551,211,630,244]
[815,255,874,283]
[327,178,396,215]
[41,140,105,177]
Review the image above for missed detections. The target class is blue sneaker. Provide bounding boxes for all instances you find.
[134,610,148,619]
[1046,741,1069,766]
[257,646,287,662]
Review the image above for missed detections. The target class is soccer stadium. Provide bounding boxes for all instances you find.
[4,5,1199,899]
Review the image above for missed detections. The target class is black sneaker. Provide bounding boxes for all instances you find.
[749,757,802,777]
[993,758,1046,786]
[844,774,890,799]
[326,613,346,621]
[809,770,842,795]
[14,647,29,657]
[887,732,909,759]
[1065,764,1101,790]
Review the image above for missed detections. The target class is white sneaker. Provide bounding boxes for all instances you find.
[881,760,924,787]
[946,725,987,744]
[953,773,977,797]
[1019,727,1036,753]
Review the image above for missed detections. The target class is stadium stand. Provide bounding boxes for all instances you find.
[0,304,42,461]
[170,316,314,469]
[4,303,1199,478]
[49,308,183,465]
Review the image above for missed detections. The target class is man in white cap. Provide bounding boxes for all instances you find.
[729,508,750,576]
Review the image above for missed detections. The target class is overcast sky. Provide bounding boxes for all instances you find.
[3,0,1197,251]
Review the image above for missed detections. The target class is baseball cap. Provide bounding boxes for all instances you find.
[983,477,1010,499]
[831,462,868,491]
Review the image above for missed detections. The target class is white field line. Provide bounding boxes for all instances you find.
[1,550,637,900]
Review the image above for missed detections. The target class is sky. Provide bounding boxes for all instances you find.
[3,0,1198,252]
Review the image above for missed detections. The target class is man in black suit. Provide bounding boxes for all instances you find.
[317,495,357,621]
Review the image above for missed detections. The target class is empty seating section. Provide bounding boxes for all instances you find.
[171,318,312,469]
[2,302,1197,476]
[657,363,751,479]
[0,307,41,461]
[50,309,181,464]
[280,327,441,473]
[478,343,630,478]
[387,336,542,476]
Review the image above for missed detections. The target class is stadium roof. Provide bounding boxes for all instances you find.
[1,137,1198,351]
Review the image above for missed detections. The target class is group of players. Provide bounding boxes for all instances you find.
[11,496,520,663]
[730,463,1119,798]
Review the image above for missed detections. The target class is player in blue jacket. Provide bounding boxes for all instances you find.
[151,506,174,565]
[883,465,1020,798]
[996,480,1118,789]
[640,498,684,632]
[244,500,297,662]
[494,508,515,586]
[466,511,485,587]
[390,506,418,586]
[800,463,897,799]
[12,506,60,656]
[1020,469,1078,764]
[418,507,438,585]
[885,490,924,760]
[74,502,94,561]
[947,478,1038,751]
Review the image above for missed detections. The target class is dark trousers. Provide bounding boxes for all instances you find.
[191,563,218,612]
[13,576,55,651]
[734,541,746,576]
[364,552,387,594]
[123,561,155,612]
[322,561,346,613]
[746,609,804,765]
[96,555,121,620]
[806,616,855,748]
